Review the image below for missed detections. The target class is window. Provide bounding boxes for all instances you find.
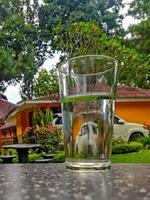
[114,117,119,124]
[2,131,6,138]
[91,124,97,135]
[55,117,62,124]
[29,111,33,127]
[81,125,89,136]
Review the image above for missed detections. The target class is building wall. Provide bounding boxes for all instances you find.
[115,101,150,125]
[17,108,35,143]
[5,101,149,144]
[16,103,60,142]
[0,127,16,146]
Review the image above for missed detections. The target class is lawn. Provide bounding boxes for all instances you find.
[1,149,150,164]
[112,149,150,163]
[29,149,150,164]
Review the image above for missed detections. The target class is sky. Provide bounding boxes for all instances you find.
[4,0,138,104]
[4,53,60,104]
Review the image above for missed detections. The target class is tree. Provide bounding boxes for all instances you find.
[127,0,150,53]
[0,0,22,25]
[52,21,107,58]
[39,0,124,45]
[126,0,150,86]
[53,21,150,89]
[128,0,150,20]
[0,48,16,91]
[33,68,59,98]
[0,0,49,98]
[128,19,150,53]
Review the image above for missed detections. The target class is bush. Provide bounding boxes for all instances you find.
[137,136,150,148]
[23,127,36,143]
[34,126,62,153]
[112,142,143,154]
[23,126,62,153]
[54,151,65,163]
[112,137,125,145]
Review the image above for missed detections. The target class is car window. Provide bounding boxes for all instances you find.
[81,125,89,136]
[55,117,62,124]
[91,124,97,134]
[114,116,119,124]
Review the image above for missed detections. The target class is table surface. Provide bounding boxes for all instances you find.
[0,164,150,200]
[2,144,41,149]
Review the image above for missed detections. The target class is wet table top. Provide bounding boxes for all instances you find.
[0,164,150,200]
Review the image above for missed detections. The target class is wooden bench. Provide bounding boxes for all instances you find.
[0,155,16,163]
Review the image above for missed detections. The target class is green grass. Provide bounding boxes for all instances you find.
[1,149,150,164]
[112,149,150,163]
[29,153,43,161]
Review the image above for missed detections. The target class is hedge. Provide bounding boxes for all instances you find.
[112,142,143,154]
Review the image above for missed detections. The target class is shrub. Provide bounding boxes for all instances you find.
[112,142,143,154]
[32,109,53,127]
[23,127,36,143]
[54,151,65,163]
[137,136,150,148]
[23,126,63,153]
[34,126,62,153]
[112,137,125,145]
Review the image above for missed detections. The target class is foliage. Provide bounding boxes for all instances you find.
[40,0,124,39]
[112,149,150,163]
[54,21,150,89]
[23,127,36,144]
[23,126,62,153]
[0,0,49,98]
[128,0,150,20]
[33,69,59,98]
[53,21,107,57]
[34,126,62,153]
[128,19,150,53]
[28,152,43,161]
[127,0,150,58]
[126,0,150,88]
[137,136,150,147]
[32,109,54,127]
[0,48,16,91]
[112,142,143,154]
[112,137,125,145]
[0,0,22,26]
[54,151,65,163]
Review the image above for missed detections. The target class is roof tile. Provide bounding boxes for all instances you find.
[117,86,150,98]
[0,99,16,122]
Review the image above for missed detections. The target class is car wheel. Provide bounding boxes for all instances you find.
[129,132,144,141]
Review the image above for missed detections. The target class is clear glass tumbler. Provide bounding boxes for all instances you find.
[58,55,117,170]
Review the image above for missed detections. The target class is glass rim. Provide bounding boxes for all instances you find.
[58,54,117,75]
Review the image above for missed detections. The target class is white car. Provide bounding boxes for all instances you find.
[114,116,149,141]
[53,114,149,142]
[75,122,98,155]
[52,113,62,128]
[74,116,149,154]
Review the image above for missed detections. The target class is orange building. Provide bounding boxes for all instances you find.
[6,97,61,143]
[116,86,150,127]
[0,93,16,146]
[4,86,150,143]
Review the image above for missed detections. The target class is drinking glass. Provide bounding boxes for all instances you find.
[58,55,117,170]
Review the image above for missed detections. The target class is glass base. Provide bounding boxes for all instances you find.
[65,160,111,171]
